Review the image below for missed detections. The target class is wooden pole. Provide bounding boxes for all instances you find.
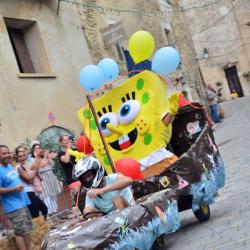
[86,95,116,173]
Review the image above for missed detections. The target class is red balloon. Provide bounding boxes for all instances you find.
[76,135,94,154]
[115,158,144,180]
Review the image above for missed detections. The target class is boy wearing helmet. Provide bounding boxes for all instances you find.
[73,156,134,215]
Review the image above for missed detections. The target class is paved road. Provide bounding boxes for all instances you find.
[162,96,250,250]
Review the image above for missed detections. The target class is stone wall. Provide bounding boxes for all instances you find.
[180,0,250,100]
[169,0,205,102]
[75,0,205,102]
[0,0,92,148]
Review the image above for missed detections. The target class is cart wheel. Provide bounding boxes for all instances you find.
[193,204,210,222]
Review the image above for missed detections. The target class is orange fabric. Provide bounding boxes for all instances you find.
[179,95,190,107]
[63,181,81,191]
[142,155,179,178]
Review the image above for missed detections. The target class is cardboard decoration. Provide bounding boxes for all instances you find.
[43,125,225,250]
[78,70,173,174]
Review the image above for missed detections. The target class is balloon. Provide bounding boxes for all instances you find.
[79,65,104,92]
[152,47,180,75]
[128,31,155,64]
[76,135,94,154]
[97,58,119,81]
[115,158,144,180]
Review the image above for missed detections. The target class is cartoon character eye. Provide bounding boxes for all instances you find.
[118,100,140,124]
[99,113,118,136]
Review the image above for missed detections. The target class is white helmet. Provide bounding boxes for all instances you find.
[73,156,105,190]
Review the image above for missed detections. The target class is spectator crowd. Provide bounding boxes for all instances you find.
[0,136,76,250]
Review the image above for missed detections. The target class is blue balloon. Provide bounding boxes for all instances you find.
[152,47,180,75]
[79,65,105,92]
[97,58,119,81]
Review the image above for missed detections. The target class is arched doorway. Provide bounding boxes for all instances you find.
[37,125,75,150]
[36,126,77,212]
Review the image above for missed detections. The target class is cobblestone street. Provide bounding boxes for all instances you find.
[163,96,250,250]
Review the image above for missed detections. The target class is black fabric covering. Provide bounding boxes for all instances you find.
[170,103,207,157]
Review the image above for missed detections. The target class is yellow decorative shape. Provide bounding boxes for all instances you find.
[135,116,150,135]
[169,92,181,116]
[77,70,173,174]
[67,242,78,249]
[159,176,170,188]
[67,148,85,163]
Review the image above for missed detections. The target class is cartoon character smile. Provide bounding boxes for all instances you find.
[78,70,173,174]
[109,128,138,151]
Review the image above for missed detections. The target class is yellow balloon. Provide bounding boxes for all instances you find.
[128,31,155,64]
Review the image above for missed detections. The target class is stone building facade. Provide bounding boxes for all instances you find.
[180,0,250,101]
[75,0,203,100]
[168,0,206,102]
[0,0,210,148]
[0,0,92,148]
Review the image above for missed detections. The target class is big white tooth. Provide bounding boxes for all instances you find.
[118,134,129,145]
[124,134,129,141]
[118,137,123,145]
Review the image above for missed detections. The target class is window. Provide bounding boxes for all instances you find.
[4,17,51,74]
[164,28,173,46]
[115,43,125,61]
[105,17,125,61]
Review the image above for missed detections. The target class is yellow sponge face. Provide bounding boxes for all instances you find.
[78,70,172,174]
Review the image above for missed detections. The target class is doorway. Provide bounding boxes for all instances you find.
[224,66,244,97]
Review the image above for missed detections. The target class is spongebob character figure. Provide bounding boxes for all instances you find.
[78,70,179,175]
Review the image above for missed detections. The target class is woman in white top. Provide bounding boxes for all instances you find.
[15,146,48,219]
[39,149,62,215]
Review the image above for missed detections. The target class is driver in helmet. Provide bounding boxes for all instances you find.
[73,156,134,216]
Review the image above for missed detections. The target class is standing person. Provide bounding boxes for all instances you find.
[29,144,48,219]
[58,135,76,186]
[206,84,220,124]
[217,88,223,103]
[39,149,61,216]
[0,145,32,250]
[15,148,47,220]
[57,135,80,213]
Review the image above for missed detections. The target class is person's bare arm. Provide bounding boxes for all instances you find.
[17,167,37,183]
[83,206,99,214]
[162,113,174,126]
[29,153,42,170]
[0,185,23,195]
[60,151,71,164]
[60,140,72,164]
[87,174,133,199]
[102,174,133,193]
